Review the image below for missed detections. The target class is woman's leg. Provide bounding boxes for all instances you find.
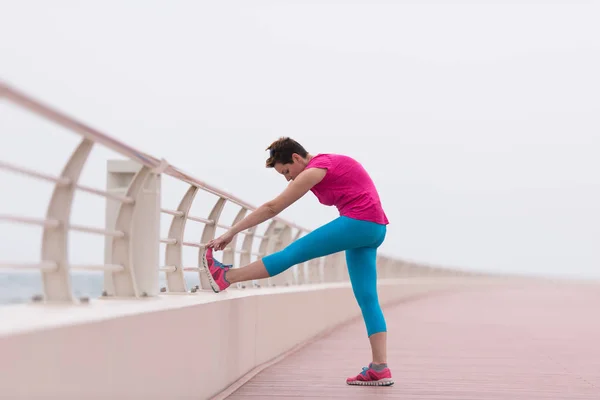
[345,246,387,364]
[227,217,384,283]
[204,217,378,290]
[225,259,268,284]
[204,216,387,298]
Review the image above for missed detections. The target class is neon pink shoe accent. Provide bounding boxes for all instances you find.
[201,247,231,293]
[346,364,394,386]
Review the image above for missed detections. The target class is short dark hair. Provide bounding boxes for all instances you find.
[265,137,308,168]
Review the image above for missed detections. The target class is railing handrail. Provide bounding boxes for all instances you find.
[0,80,308,232]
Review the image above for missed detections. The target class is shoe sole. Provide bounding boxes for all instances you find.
[346,378,394,386]
[201,249,221,293]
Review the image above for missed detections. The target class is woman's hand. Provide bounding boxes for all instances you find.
[206,231,236,251]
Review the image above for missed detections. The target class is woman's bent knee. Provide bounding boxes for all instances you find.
[262,250,295,276]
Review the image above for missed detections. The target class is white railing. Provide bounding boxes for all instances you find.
[0,80,475,304]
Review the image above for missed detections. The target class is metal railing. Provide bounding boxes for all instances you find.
[0,81,472,304]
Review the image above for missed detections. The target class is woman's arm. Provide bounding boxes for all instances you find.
[228,167,326,235]
[206,168,326,250]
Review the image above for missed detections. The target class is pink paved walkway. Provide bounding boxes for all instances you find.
[226,282,600,399]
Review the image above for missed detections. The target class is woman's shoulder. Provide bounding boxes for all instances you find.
[309,153,350,162]
[308,153,360,168]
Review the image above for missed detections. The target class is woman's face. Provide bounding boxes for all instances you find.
[274,154,308,182]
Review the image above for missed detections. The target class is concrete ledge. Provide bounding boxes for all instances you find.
[0,277,510,399]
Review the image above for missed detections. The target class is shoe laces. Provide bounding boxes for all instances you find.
[213,257,231,269]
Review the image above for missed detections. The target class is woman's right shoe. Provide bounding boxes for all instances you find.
[201,247,231,293]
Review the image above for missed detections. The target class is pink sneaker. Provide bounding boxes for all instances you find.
[346,364,394,386]
[201,247,231,293]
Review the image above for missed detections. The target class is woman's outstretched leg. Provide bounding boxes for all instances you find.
[226,259,269,283]
[202,216,384,292]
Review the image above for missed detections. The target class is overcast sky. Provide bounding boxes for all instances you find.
[1,1,599,280]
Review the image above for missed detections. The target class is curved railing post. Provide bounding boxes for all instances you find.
[223,207,248,266]
[269,224,293,286]
[257,220,278,287]
[41,138,93,302]
[104,160,161,298]
[290,229,304,285]
[223,207,248,289]
[239,224,257,289]
[198,197,227,290]
[164,185,198,292]
[109,163,158,297]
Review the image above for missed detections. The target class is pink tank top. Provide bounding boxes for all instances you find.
[305,153,389,225]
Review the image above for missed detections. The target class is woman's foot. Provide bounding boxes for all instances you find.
[346,363,394,386]
[201,248,231,293]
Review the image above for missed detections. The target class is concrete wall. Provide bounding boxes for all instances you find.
[0,278,488,399]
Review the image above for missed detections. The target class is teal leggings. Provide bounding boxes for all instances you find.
[262,216,387,337]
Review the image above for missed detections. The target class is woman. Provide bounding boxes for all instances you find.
[204,137,393,386]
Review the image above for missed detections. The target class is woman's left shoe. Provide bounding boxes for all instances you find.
[346,364,394,386]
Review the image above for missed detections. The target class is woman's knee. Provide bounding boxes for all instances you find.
[263,250,294,276]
